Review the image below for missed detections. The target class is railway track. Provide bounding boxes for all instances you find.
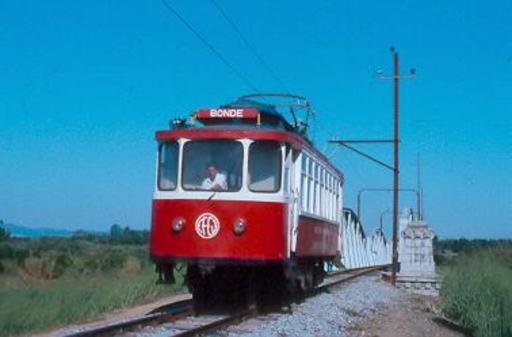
[63,265,388,337]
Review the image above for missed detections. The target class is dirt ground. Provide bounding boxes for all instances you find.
[349,292,464,337]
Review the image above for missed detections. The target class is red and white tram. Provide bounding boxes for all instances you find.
[150,94,344,305]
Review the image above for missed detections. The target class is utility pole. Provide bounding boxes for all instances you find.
[375,47,415,285]
[331,48,414,286]
[392,49,400,287]
[417,152,422,220]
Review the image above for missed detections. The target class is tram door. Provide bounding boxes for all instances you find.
[284,145,299,256]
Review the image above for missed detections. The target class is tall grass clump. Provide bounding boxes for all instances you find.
[441,250,512,337]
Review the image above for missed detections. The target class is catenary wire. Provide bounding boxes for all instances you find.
[160,0,260,92]
[210,0,290,93]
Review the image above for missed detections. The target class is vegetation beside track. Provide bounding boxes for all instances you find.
[2,227,511,337]
[436,239,512,337]
[0,226,185,337]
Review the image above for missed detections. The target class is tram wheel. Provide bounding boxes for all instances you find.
[191,277,210,310]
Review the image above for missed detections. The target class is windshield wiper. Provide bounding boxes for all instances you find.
[207,191,217,201]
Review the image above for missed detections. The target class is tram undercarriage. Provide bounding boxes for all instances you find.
[158,258,329,308]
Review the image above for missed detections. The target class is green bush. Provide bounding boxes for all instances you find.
[0,227,10,242]
[435,238,512,254]
[433,252,448,265]
[53,253,73,276]
[0,236,152,280]
[13,248,29,267]
[441,250,512,337]
[0,243,14,259]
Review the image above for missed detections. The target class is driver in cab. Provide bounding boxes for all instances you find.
[201,163,227,191]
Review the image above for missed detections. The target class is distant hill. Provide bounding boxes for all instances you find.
[0,222,74,237]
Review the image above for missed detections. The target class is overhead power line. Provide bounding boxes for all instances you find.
[160,0,260,92]
[210,0,290,93]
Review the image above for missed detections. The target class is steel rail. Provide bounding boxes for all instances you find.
[64,299,194,337]
[320,265,390,290]
[63,265,390,337]
[172,308,257,337]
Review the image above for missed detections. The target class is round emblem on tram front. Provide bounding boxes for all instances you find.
[195,213,220,239]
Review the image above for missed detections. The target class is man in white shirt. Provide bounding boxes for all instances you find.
[201,163,228,191]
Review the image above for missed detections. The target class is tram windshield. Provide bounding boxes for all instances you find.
[182,140,243,192]
[158,141,179,191]
[248,141,282,192]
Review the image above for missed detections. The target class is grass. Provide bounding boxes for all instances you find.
[440,250,512,337]
[0,234,186,337]
[0,265,184,337]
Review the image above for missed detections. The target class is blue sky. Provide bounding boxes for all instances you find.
[0,0,511,238]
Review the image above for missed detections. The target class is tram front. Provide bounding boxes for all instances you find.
[150,106,296,302]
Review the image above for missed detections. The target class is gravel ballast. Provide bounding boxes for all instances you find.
[226,274,401,337]
[122,274,405,337]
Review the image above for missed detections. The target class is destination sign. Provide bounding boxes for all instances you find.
[196,108,259,119]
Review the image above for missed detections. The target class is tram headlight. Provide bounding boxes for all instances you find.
[233,219,246,235]
[172,218,185,232]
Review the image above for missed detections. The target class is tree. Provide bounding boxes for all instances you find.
[109,224,123,241]
[0,227,10,242]
[0,219,10,241]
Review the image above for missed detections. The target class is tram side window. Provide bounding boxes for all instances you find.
[335,180,340,217]
[308,158,314,212]
[314,164,319,214]
[249,141,282,192]
[283,145,291,194]
[301,155,308,210]
[182,140,243,192]
[327,173,332,220]
[158,142,179,191]
[318,166,325,216]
